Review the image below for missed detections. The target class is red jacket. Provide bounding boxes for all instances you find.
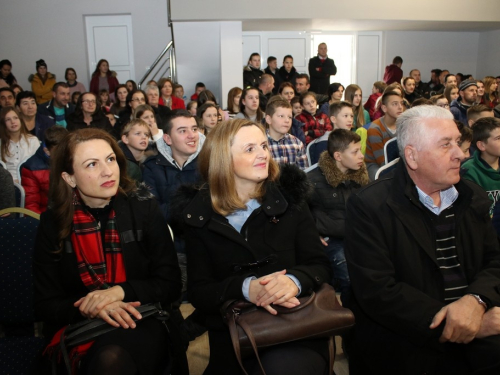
[89,73,120,98]
[383,64,403,85]
[295,110,332,145]
[159,96,186,110]
[20,146,50,214]
[364,93,382,120]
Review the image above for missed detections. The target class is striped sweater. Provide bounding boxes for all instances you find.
[364,117,395,180]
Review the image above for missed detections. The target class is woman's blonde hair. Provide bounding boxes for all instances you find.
[198,119,280,216]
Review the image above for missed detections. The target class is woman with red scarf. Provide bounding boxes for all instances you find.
[33,128,182,374]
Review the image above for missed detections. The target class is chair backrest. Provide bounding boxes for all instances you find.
[375,157,400,180]
[13,182,25,208]
[304,163,318,173]
[384,137,399,164]
[306,131,331,166]
[0,208,40,324]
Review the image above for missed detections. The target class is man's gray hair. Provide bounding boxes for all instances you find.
[144,84,159,94]
[396,105,453,162]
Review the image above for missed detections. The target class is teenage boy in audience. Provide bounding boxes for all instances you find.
[38,82,75,127]
[190,82,205,101]
[264,56,281,94]
[363,81,386,120]
[467,104,494,128]
[450,79,478,125]
[364,91,404,180]
[20,126,68,214]
[330,101,367,154]
[456,120,473,158]
[143,110,203,220]
[307,129,368,300]
[462,117,500,215]
[265,98,308,170]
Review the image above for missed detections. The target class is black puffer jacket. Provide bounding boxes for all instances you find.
[243,65,263,88]
[307,151,369,239]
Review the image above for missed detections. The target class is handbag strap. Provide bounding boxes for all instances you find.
[238,317,267,375]
[228,314,251,375]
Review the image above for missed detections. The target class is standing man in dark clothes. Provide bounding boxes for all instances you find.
[383,56,403,85]
[308,43,337,95]
[264,56,281,94]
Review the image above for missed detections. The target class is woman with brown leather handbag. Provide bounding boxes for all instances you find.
[176,118,351,375]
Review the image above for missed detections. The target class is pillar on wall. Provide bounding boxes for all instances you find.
[173,21,242,108]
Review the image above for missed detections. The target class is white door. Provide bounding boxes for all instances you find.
[85,15,135,83]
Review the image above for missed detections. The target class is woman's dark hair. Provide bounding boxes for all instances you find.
[126,80,138,91]
[226,87,242,114]
[65,67,77,81]
[327,83,344,99]
[114,84,128,103]
[278,82,295,95]
[73,92,101,118]
[49,128,136,250]
[99,89,111,106]
[247,53,260,65]
[92,59,112,78]
[197,89,219,107]
[0,59,17,86]
[238,87,264,122]
[197,102,218,119]
[126,89,148,108]
[71,91,81,105]
[283,55,293,63]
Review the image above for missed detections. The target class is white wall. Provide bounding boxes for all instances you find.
[0,0,171,91]
[174,21,243,108]
[477,29,500,79]
[383,31,480,83]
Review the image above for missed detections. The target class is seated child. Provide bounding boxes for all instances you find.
[455,120,472,158]
[307,129,369,300]
[190,82,205,101]
[291,96,302,118]
[363,81,386,120]
[21,125,68,214]
[467,104,494,128]
[295,92,332,144]
[330,101,367,154]
[462,117,500,215]
[265,97,308,169]
[120,119,154,182]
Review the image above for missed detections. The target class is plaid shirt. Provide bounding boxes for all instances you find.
[267,131,309,170]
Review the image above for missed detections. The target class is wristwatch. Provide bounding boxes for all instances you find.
[467,294,488,311]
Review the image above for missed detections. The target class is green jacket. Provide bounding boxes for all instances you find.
[462,151,500,214]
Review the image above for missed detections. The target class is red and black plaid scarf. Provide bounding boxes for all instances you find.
[71,191,126,291]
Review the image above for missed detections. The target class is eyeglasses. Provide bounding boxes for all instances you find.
[131,98,146,103]
[437,104,450,108]
[82,100,96,104]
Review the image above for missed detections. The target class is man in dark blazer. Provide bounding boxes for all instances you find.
[345,105,500,375]
[308,43,337,95]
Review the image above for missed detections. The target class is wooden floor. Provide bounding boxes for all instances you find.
[180,304,349,375]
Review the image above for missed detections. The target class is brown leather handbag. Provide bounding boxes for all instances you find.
[222,283,355,375]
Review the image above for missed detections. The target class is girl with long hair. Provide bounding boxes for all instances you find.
[226,87,242,118]
[0,106,39,182]
[344,84,371,128]
[234,87,264,123]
